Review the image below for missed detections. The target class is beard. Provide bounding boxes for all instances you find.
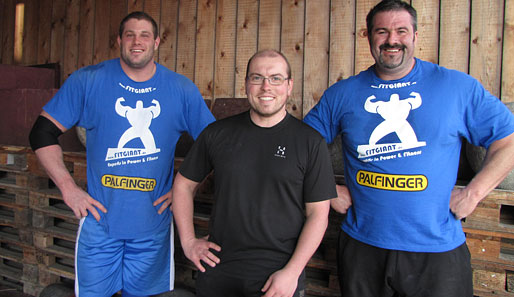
[120,46,155,69]
[378,43,407,69]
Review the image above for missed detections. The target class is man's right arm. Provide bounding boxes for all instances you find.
[172,172,221,272]
[29,112,106,221]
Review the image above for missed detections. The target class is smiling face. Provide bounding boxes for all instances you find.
[245,54,293,127]
[369,9,417,80]
[118,18,160,71]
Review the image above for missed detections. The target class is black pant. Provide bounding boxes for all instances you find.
[337,230,473,297]
[196,267,305,297]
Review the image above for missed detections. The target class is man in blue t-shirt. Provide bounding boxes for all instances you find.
[304,1,514,296]
[29,11,214,297]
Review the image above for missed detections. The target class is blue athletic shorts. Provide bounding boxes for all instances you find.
[75,216,174,297]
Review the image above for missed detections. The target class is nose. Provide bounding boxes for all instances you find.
[386,31,399,45]
[132,35,142,45]
[260,78,272,90]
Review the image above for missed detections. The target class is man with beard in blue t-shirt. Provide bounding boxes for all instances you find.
[304,1,514,296]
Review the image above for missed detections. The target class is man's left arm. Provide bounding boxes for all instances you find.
[261,200,330,297]
[451,132,514,219]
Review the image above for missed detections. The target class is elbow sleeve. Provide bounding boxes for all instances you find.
[29,115,64,151]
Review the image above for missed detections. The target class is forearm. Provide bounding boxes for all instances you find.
[465,133,514,202]
[282,201,330,276]
[35,144,78,193]
[172,173,199,244]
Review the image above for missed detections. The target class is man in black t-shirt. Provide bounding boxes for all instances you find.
[172,50,337,297]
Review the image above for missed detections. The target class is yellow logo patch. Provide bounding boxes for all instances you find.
[356,170,427,191]
[102,175,156,192]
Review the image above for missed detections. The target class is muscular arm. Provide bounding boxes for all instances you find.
[261,199,331,297]
[172,173,221,272]
[32,112,107,221]
[451,132,514,219]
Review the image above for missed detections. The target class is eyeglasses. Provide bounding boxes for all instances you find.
[247,74,290,86]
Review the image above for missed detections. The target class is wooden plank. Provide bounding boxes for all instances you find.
[143,0,161,61]
[329,0,355,85]
[50,0,66,68]
[77,0,95,68]
[108,0,127,60]
[502,0,514,103]
[439,0,470,72]
[158,0,179,71]
[234,0,258,98]
[1,0,15,64]
[354,0,378,75]
[128,0,143,13]
[257,0,281,51]
[62,0,80,80]
[214,0,237,98]
[303,0,330,116]
[36,0,53,64]
[411,0,439,64]
[176,0,197,80]
[469,0,504,97]
[0,0,4,61]
[194,0,217,100]
[92,0,110,64]
[21,0,39,65]
[281,0,305,119]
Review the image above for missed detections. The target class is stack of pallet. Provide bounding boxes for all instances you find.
[463,187,514,296]
[27,149,86,293]
[0,146,44,295]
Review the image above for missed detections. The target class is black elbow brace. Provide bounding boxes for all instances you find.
[29,115,64,151]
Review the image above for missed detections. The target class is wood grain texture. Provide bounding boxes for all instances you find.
[234,0,258,98]
[281,0,305,118]
[502,0,514,102]
[195,0,216,99]
[470,0,504,97]
[176,0,197,80]
[50,0,66,68]
[63,0,80,80]
[303,0,330,116]
[36,0,53,65]
[77,0,95,68]
[92,0,110,65]
[158,0,179,71]
[214,0,237,98]
[329,0,355,86]
[439,0,470,72]
[1,0,14,64]
[257,0,281,51]
[412,0,439,64]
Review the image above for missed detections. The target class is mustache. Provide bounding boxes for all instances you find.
[380,43,406,51]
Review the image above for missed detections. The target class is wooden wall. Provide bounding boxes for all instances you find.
[1,0,513,118]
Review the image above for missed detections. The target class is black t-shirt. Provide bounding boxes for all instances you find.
[179,111,336,279]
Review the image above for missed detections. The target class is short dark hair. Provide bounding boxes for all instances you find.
[366,0,417,37]
[119,11,159,39]
[246,50,292,79]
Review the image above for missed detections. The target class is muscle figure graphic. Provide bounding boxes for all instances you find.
[115,97,160,151]
[364,92,422,145]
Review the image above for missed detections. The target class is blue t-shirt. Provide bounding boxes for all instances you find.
[44,59,215,239]
[304,58,514,252]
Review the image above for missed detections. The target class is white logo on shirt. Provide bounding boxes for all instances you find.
[274,146,286,159]
[105,97,161,161]
[357,92,426,160]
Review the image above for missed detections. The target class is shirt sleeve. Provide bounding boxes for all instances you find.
[182,81,215,140]
[303,136,337,203]
[464,79,514,149]
[303,90,340,144]
[43,71,86,129]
